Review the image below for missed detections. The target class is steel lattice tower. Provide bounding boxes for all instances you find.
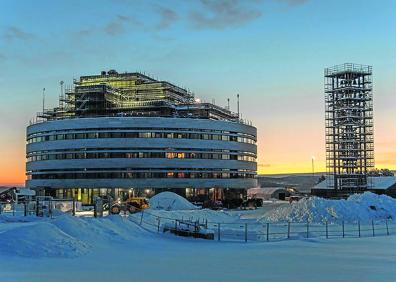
[325,63,374,192]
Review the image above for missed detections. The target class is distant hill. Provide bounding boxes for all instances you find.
[257,173,326,193]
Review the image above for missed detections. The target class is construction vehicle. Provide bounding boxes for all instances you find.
[240,198,259,210]
[110,197,149,214]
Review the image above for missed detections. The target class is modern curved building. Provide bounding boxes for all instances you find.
[26,70,257,204]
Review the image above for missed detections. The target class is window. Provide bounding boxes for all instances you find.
[166,152,176,159]
[125,132,138,138]
[111,132,123,138]
[177,153,185,159]
[99,132,110,138]
[75,153,85,159]
[87,132,97,139]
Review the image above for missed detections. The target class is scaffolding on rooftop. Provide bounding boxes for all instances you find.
[33,70,251,126]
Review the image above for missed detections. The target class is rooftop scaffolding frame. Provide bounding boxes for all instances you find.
[32,70,251,125]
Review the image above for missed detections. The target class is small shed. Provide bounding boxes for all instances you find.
[248,187,289,201]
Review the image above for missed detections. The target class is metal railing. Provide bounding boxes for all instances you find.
[2,204,394,243]
[0,199,77,218]
[129,210,396,243]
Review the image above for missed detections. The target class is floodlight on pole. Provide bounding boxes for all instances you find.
[311,156,315,179]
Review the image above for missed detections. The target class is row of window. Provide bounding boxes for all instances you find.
[27,131,256,144]
[28,147,254,154]
[28,171,255,180]
[27,151,256,162]
[28,126,254,137]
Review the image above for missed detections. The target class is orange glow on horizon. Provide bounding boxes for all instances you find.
[0,157,26,187]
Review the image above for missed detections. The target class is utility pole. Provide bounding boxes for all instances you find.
[311,156,315,180]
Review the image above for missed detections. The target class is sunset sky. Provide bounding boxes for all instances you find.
[1,0,396,186]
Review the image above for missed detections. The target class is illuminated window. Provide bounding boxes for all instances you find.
[166,152,176,159]
[177,153,185,158]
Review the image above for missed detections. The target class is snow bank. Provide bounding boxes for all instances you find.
[145,192,243,224]
[0,222,89,258]
[261,192,396,223]
[0,214,154,258]
[149,192,198,211]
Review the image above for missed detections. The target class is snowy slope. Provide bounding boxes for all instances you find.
[1,215,396,282]
[0,215,154,258]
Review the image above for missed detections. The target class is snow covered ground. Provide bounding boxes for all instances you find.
[1,192,396,281]
[1,214,396,282]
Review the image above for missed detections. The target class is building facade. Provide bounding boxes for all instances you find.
[26,70,257,204]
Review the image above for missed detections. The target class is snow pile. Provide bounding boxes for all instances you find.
[149,192,199,211]
[260,192,396,223]
[0,222,89,258]
[0,214,154,258]
[0,214,39,223]
[52,215,153,244]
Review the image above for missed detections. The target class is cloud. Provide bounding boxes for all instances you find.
[274,0,309,6]
[155,6,179,30]
[3,26,35,41]
[74,27,96,38]
[189,0,263,30]
[104,15,136,36]
[73,15,141,38]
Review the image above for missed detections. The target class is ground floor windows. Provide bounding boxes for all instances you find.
[40,187,247,205]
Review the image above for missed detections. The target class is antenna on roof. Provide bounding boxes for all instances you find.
[59,81,64,109]
[60,81,64,93]
[42,88,46,113]
[237,94,240,118]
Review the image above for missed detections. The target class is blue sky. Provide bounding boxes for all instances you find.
[1,0,396,183]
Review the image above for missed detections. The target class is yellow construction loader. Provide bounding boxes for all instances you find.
[110,197,149,214]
